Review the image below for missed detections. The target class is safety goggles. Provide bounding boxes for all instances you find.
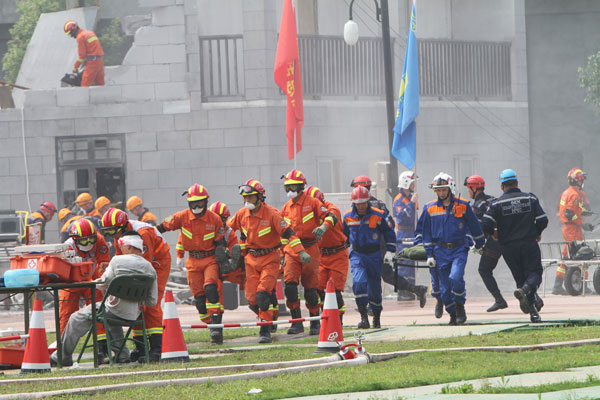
[284,184,302,193]
[76,235,97,246]
[188,200,206,209]
[239,185,257,195]
[101,226,123,236]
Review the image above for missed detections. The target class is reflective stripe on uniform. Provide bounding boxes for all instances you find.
[87,36,99,43]
[258,227,271,237]
[181,227,192,239]
[302,212,314,224]
[289,238,301,247]
[203,232,215,241]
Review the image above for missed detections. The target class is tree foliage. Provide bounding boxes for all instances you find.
[578,50,600,112]
[97,18,131,66]
[2,0,65,84]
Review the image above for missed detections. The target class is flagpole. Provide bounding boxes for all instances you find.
[381,0,399,201]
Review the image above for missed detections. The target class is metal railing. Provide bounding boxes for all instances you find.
[199,35,244,101]
[299,35,388,98]
[419,39,511,100]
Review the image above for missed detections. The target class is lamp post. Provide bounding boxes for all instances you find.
[344,0,399,200]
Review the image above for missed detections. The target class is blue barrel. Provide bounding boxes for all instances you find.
[3,269,40,287]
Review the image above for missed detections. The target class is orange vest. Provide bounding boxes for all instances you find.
[161,209,224,252]
[559,186,585,226]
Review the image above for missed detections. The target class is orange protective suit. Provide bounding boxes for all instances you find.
[161,209,224,320]
[59,234,110,339]
[74,29,104,87]
[558,185,590,279]
[114,220,171,336]
[228,204,303,321]
[281,192,334,314]
[317,200,349,315]
[139,209,158,226]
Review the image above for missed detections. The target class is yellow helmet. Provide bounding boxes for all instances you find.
[126,195,143,211]
[95,196,110,210]
[76,192,93,206]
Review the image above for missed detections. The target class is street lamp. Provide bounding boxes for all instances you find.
[344,0,399,200]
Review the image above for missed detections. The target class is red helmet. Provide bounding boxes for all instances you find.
[239,179,266,199]
[350,175,372,188]
[568,168,586,186]
[68,218,96,239]
[464,175,485,189]
[283,169,307,185]
[64,20,78,35]
[208,201,231,218]
[351,186,370,204]
[40,201,57,215]
[186,184,209,202]
[305,185,324,203]
[101,208,129,229]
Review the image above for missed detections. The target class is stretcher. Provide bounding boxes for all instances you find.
[540,240,600,296]
[389,239,430,293]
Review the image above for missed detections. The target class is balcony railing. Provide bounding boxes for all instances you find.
[198,35,511,102]
[199,35,244,101]
[419,39,511,100]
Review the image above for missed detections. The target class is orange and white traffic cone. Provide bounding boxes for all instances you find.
[161,290,190,363]
[314,280,344,353]
[21,299,51,374]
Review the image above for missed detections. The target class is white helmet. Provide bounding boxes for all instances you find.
[398,171,418,189]
[430,172,455,194]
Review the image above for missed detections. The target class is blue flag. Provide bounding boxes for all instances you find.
[392,2,419,170]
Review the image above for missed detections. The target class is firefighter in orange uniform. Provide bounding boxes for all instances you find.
[553,168,593,294]
[75,193,97,216]
[94,196,111,217]
[101,208,171,362]
[27,201,57,243]
[64,20,104,87]
[127,196,158,226]
[280,170,336,336]
[305,186,349,325]
[156,185,227,345]
[228,179,307,343]
[60,219,114,363]
[58,208,82,242]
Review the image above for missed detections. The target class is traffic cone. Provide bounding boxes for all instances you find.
[21,299,50,374]
[314,280,343,353]
[161,290,190,363]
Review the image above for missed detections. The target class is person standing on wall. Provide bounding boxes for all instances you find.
[64,20,104,87]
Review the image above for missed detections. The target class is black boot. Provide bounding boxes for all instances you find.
[210,314,223,345]
[408,285,427,308]
[486,292,508,312]
[258,323,272,343]
[534,293,544,311]
[309,312,320,336]
[552,276,568,295]
[434,298,443,319]
[148,334,162,363]
[529,301,542,323]
[449,312,457,326]
[514,284,534,314]
[357,305,370,329]
[456,303,467,325]
[97,339,110,365]
[372,309,381,329]
[339,313,343,327]
[130,336,148,363]
[271,313,278,333]
[287,308,304,334]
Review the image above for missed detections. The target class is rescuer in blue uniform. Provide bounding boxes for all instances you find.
[392,171,419,300]
[343,186,396,329]
[464,175,508,312]
[482,169,548,323]
[421,172,484,325]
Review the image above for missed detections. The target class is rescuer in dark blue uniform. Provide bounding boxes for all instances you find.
[422,173,485,325]
[464,175,507,312]
[482,169,548,323]
[343,186,396,329]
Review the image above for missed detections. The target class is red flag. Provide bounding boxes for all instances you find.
[274,0,304,160]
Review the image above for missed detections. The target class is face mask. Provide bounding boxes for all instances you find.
[244,202,256,210]
[287,191,298,199]
[78,243,93,252]
[191,207,204,215]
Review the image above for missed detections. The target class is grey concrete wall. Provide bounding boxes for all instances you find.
[0,1,18,24]
[525,0,600,241]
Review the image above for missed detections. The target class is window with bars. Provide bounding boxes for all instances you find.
[55,135,126,210]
